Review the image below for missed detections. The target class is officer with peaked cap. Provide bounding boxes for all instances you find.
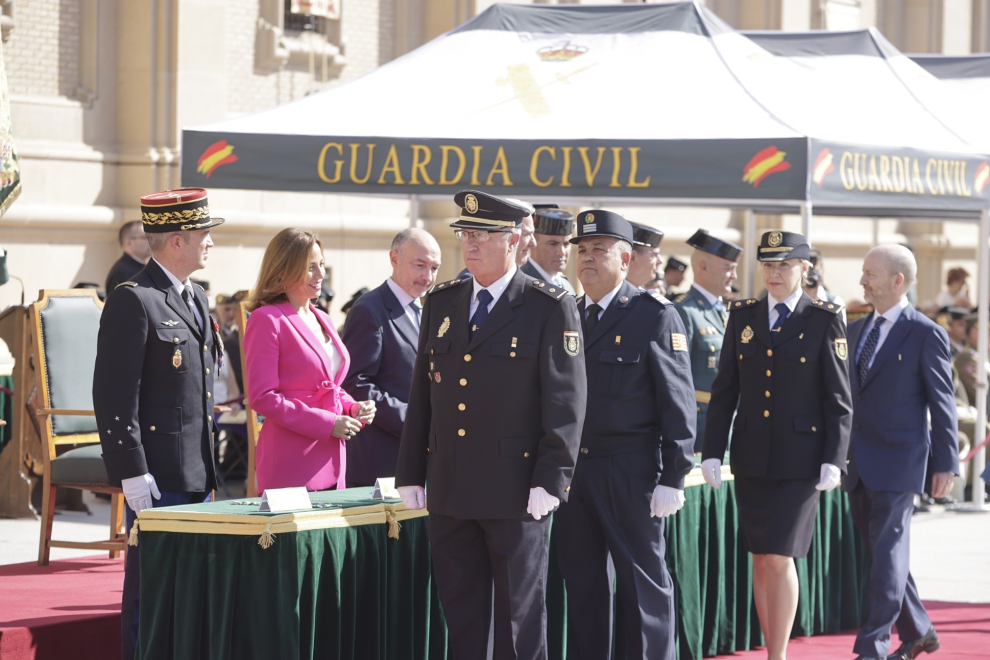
[521,204,577,295]
[93,187,224,660]
[936,305,970,357]
[626,221,664,289]
[672,229,743,452]
[395,190,586,660]
[663,256,688,295]
[554,209,695,660]
[702,230,851,660]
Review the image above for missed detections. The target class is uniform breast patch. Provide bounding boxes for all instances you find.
[671,333,688,352]
[564,331,580,356]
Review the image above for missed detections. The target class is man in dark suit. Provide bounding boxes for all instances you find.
[521,204,576,295]
[555,210,695,660]
[341,227,441,487]
[94,188,223,660]
[395,190,586,660]
[105,220,151,293]
[844,244,959,660]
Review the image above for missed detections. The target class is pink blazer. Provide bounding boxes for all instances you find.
[244,301,358,493]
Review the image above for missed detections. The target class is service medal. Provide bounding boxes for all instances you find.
[172,347,182,369]
[564,331,580,356]
[438,317,451,337]
[834,338,848,360]
[434,372,442,383]
[741,326,754,344]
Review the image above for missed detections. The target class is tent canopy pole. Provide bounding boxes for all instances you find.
[973,208,989,507]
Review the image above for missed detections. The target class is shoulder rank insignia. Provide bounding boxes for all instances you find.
[531,280,567,300]
[644,290,672,306]
[741,326,754,344]
[730,298,759,310]
[115,281,138,289]
[438,317,451,338]
[673,293,688,304]
[834,338,848,360]
[428,279,466,295]
[811,299,842,314]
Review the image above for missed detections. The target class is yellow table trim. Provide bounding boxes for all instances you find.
[138,503,385,525]
[138,511,387,536]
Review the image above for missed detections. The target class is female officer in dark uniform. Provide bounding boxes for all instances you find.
[701,231,852,660]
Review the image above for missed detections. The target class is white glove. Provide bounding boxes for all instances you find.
[397,485,426,510]
[121,473,161,513]
[650,485,686,518]
[526,486,560,521]
[701,458,722,489]
[815,463,841,491]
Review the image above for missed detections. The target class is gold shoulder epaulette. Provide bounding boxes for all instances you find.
[530,280,568,300]
[729,298,759,310]
[673,293,688,304]
[427,278,467,295]
[810,299,843,314]
[115,281,139,289]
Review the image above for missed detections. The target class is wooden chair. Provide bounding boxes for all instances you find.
[32,289,126,565]
[236,302,264,497]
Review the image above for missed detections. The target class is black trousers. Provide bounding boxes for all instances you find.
[428,513,552,660]
[554,449,675,660]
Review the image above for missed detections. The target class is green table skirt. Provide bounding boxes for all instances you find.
[138,483,869,660]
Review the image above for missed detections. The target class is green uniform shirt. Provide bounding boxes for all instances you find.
[673,285,727,452]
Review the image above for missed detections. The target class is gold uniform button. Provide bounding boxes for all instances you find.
[846,459,851,465]
[565,486,571,492]
[458,403,466,411]
[458,429,466,437]
[205,369,210,375]
[766,370,772,377]
[800,357,806,363]
[711,345,715,352]
[767,349,773,357]
[431,349,434,355]
[510,351,516,357]
[173,337,179,343]
[460,378,467,386]
[523,452,530,458]
[765,391,770,398]
[464,354,472,362]
[764,410,770,418]
[207,392,212,399]
[149,425,156,432]
[203,346,208,352]
[739,354,743,360]
[580,448,589,455]
[427,448,431,453]
[812,426,817,432]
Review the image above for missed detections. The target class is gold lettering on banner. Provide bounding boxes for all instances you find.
[911,158,924,194]
[926,158,938,195]
[317,142,344,183]
[959,161,972,196]
[868,155,881,191]
[410,145,435,185]
[439,146,467,185]
[942,160,953,195]
[348,143,375,184]
[470,146,483,186]
[879,155,893,192]
[560,146,573,187]
[891,156,906,192]
[377,144,405,185]
[578,147,607,187]
[840,151,855,190]
[627,147,651,188]
[485,146,513,186]
[854,153,868,191]
[530,146,555,187]
[609,147,623,188]
[834,150,975,199]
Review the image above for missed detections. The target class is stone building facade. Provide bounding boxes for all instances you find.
[0,0,987,341]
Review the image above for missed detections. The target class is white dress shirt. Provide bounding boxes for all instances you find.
[585,281,624,321]
[767,288,803,330]
[153,258,204,329]
[855,297,910,369]
[470,265,517,318]
[385,277,421,331]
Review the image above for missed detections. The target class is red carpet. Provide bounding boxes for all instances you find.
[0,556,123,660]
[711,601,990,659]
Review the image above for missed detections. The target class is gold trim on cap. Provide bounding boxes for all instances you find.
[457,214,517,227]
[143,206,211,225]
[759,246,794,253]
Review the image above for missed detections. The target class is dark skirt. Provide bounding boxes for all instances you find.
[733,476,821,558]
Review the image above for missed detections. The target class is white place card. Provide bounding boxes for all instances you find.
[258,487,313,513]
[372,477,400,500]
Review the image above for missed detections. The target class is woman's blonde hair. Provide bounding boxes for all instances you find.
[247,228,323,311]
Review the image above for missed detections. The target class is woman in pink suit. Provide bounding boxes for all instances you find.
[245,228,375,493]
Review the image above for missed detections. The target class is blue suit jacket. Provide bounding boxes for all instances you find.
[843,304,959,494]
[340,281,420,487]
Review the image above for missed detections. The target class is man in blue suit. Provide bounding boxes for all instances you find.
[341,228,441,487]
[844,244,959,660]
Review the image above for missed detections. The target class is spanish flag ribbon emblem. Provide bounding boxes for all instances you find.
[975,161,990,195]
[812,148,835,188]
[197,140,238,179]
[743,146,791,188]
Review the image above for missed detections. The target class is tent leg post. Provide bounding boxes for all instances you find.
[872,217,880,246]
[410,194,420,229]
[972,208,989,508]
[744,210,756,298]
[800,201,812,246]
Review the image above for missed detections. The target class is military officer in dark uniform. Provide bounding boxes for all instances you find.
[663,256,688,295]
[673,229,743,452]
[395,190,587,660]
[105,220,151,293]
[94,188,223,660]
[702,230,852,660]
[554,210,695,660]
[521,204,576,295]
[626,222,664,289]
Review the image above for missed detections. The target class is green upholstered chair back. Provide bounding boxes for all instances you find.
[35,291,102,437]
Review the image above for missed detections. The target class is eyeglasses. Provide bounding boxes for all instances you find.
[454,229,509,243]
[634,248,662,262]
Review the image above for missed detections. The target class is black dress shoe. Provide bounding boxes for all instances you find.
[854,655,883,660]
[887,626,940,660]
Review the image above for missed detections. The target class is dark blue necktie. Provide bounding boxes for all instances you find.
[470,289,493,339]
[770,302,789,345]
[857,316,886,385]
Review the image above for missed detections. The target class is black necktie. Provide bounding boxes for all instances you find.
[409,300,422,331]
[181,285,202,331]
[858,316,886,386]
[771,302,789,345]
[470,289,493,339]
[586,303,603,339]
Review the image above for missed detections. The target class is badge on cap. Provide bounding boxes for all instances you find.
[584,212,596,233]
[741,326,754,344]
[834,338,848,360]
[768,231,783,247]
[465,194,479,214]
[564,331,580,356]
[671,333,688,352]
[438,317,451,338]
